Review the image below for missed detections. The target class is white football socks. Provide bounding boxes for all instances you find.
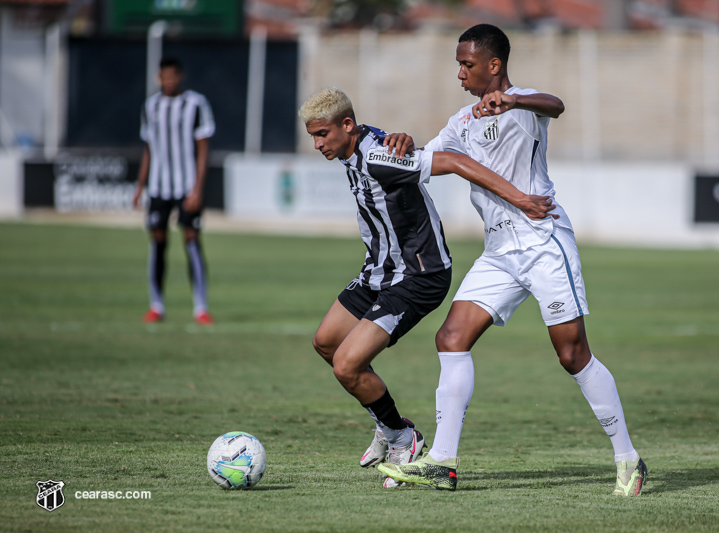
[571,355,639,463]
[428,351,474,462]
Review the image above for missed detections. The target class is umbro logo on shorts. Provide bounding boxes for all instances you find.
[548,301,566,315]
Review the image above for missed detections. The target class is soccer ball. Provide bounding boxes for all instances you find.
[207,431,267,489]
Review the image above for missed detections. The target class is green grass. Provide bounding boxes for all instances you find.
[1,222,718,532]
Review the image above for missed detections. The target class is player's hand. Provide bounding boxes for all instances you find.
[383,133,415,158]
[473,90,517,118]
[132,187,143,210]
[519,195,559,221]
[183,192,202,213]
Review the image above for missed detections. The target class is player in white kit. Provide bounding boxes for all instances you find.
[300,86,557,489]
[378,24,647,495]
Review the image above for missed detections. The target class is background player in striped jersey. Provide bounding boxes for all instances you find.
[132,57,215,325]
[379,24,647,495]
[299,87,556,487]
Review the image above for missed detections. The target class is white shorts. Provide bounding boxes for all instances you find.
[453,226,589,327]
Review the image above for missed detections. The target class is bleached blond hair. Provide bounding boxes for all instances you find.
[298,87,355,125]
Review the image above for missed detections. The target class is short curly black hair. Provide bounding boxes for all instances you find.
[458,24,510,67]
[159,56,183,72]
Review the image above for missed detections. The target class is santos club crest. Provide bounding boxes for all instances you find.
[36,480,65,512]
[484,117,499,141]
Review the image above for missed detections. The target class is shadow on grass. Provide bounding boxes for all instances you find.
[459,465,612,492]
[458,465,719,494]
[641,467,719,494]
[243,485,294,492]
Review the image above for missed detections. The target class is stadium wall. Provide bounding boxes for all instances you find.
[224,155,719,248]
[296,28,719,169]
[0,150,22,218]
[287,28,719,247]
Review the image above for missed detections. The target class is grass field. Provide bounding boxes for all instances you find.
[1,221,718,532]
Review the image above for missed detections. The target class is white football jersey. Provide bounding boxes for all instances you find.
[424,86,572,256]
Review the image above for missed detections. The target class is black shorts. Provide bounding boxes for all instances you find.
[147,197,202,231]
[338,268,452,347]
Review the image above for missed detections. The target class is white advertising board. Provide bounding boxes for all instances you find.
[225,154,719,248]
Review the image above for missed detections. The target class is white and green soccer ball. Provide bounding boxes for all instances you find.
[207,431,267,489]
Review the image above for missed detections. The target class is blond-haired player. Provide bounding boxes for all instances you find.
[300,87,556,487]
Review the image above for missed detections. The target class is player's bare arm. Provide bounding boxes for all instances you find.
[183,137,210,213]
[431,152,558,221]
[473,91,565,119]
[133,143,151,209]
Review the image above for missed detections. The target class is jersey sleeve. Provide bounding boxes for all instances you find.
[193,95,216,140]
[424,112,465,154]
[417,149,434,184]
[508,88,543,140]
[365,147,433,188]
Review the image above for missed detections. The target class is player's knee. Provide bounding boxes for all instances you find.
[556,344,590,374]
[435,323,470,353]
[312,332,335,364]
[151,230,167,243]
[332,359,360,392]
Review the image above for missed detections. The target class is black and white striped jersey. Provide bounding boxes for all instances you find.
[140,90,215,200]
[340,125,452,290]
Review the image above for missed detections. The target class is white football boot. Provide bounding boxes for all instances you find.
[382,425,426,488]
[360,427,388,468]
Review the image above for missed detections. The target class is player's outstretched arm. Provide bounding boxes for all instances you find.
[473,91,565,119]
[431,152,558,221]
